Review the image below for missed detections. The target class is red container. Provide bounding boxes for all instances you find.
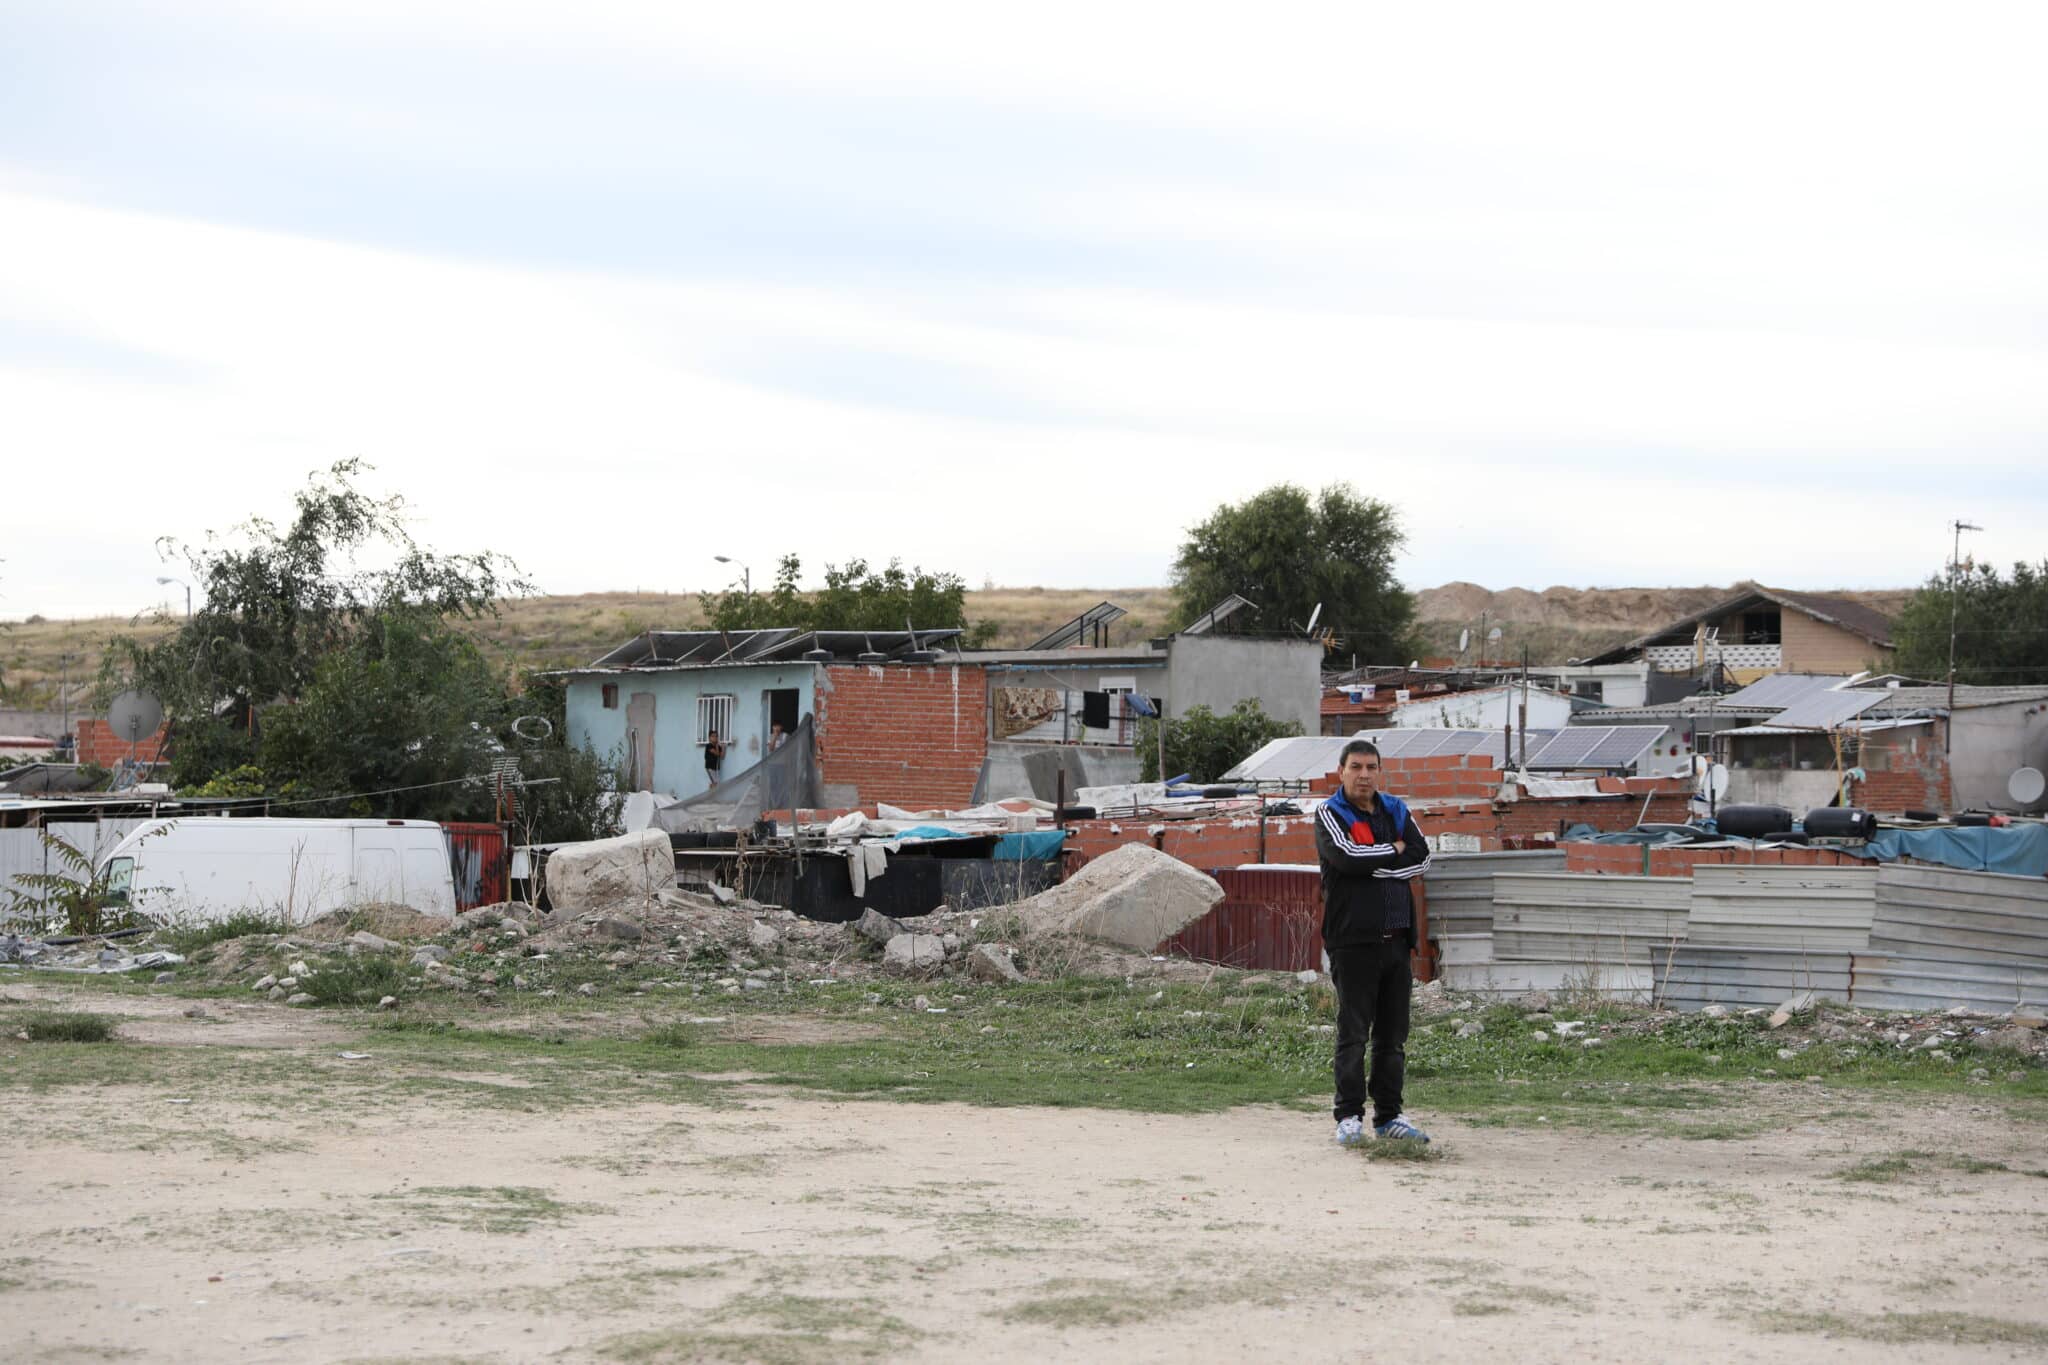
[1159,866,1436,981]
[442,822,509,911]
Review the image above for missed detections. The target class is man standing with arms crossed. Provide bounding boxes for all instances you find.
[1316,739,1432,1146]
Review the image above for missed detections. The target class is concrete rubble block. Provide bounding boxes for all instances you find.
[883,934,946,975]
[709,884,738,906]
[1013,843,1225,953]
[285,992,314,1006]
[410,945,450,967]
[349,930,401,953]
[967,944,1025,984]
[545,829,674,914]
[747,921,780,952]
[855,909,905,945]
[594,917,645,942]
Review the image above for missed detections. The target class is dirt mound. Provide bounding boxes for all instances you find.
[296,905,452,942]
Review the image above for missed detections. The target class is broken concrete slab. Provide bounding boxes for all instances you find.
[855,908,904,945]
[747,921,780,952]
[1012,843,1224,953]
[967,943,1024,984]
[348,930,400,953]
[544,829,674,914]
[883,934,945,975]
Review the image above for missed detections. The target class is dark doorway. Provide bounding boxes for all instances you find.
[766,688,800,737]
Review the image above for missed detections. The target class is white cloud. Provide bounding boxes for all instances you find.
[3,1,2046,622]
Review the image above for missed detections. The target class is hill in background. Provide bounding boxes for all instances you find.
[0,582,1911,710]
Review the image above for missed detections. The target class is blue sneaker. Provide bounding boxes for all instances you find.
[1334,1116,1366,1146]
[1374,1114,1430,1143]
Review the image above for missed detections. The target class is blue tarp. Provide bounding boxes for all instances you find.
[895,825,969,843]
[1850,824,2048,879]
[993,831,1067,861]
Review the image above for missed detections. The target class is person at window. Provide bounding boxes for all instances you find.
[767,721,788,753]
[704,726,727,782]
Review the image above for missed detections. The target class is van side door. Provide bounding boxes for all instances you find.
[352,828,403,905]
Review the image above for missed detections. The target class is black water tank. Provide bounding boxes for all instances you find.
[803,648,832,663]
[1057,806,1098,821]
[1803,807,1877,840]
[1955,811,1993,827]
[902,650,938,664]
[1201,785,1240,799]
[1715,804,1794,838]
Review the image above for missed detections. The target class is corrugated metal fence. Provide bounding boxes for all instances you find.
[1159,866,1438,980]
[0,819,149,925]
[442,822,510,912]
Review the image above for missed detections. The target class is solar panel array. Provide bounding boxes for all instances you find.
[1223,723,1674,783]
[1762,689,1883,731]
[1718,673,1853,710]
[1529,725,1668,770]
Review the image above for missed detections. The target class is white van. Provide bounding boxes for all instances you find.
[98,817,458,925]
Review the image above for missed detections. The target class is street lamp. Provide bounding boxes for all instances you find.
[712,555,751,595]
[156,575,191,617]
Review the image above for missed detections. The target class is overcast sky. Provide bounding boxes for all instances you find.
[3,1,2044,620]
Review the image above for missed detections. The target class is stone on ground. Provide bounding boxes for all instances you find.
[1011,844,1224,952]
[855,908,904,945]
[967,944,1025,984]
[545,829,674,914]
[883,934,945,975]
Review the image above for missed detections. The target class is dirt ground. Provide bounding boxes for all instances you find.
[7,996,2048,1364]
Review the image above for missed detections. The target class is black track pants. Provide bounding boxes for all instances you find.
[1329,936,1412,1126]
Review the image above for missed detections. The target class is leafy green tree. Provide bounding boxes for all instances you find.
[1893,559,2048,685]
[1137,699,1304,783]
[1170,483,1415,660]
[700,554,997,646]
[103,461,528,789]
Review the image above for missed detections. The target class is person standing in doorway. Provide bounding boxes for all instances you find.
[703,725,727,785]
[1316,739,1432,1146]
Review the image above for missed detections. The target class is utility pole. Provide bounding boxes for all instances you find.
[1946,518,1982,754]
[1518,646,1530,771]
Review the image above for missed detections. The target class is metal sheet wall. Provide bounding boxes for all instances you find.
[1,819,149,923]
[1159,867,1435,980]
[1490,873,1689,965]
[441,823,509,912]
[1418,851,1567,938]
[1659,945,1854,1010]
[1687,866,1878,952]
[1869,865,2048,966]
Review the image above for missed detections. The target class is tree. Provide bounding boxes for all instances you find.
[699,554,997,646]
[105,460,528,789]
[1137,699,1304,784]
[1893,559,2048,686]
[1170,483,1415,660]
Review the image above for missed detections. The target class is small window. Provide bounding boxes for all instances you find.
[601,683,619,709]
[697,694,735,744]
[102,856,133,907]
[1575,680,1604,701]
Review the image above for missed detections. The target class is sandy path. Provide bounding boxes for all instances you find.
[7,1055,2048,1364]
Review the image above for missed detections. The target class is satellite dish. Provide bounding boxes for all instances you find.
[1706,763,1730,799]
[511,714,555,743]
[1305,603,1323,636]
[1488,627,1503,643]
[1457,629,1471,654]
[108,689,163,744]
[2011,767,2047,807]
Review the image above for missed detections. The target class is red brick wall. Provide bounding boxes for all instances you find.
[1854,729,1952,814]
[815,663,989,812]
[75,718,167,766]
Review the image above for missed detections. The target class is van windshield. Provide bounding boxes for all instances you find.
[102,857,134,906]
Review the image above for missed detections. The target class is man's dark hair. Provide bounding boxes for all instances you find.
[1340,739,1381,765]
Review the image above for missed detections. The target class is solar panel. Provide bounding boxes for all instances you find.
[1524,725,1667,770]
[1719,674,1853,710]
[1767,689,1883,731]
[1027,602,1129,652]
[1527,728,1603,767]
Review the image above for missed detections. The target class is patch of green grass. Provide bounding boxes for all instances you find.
[1353,1139,1446,1163]
[601,1291,918,1363]
[643,1021,698,1049]
[17,1010,118,1043]
[295,953,409,1006]
[157,911,285,955]
[1759,1309,2048,1346]
[1833,1154,1920,1183]
[375,1184,599,1234]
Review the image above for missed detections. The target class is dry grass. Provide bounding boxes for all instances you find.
[0,587,1182,699]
